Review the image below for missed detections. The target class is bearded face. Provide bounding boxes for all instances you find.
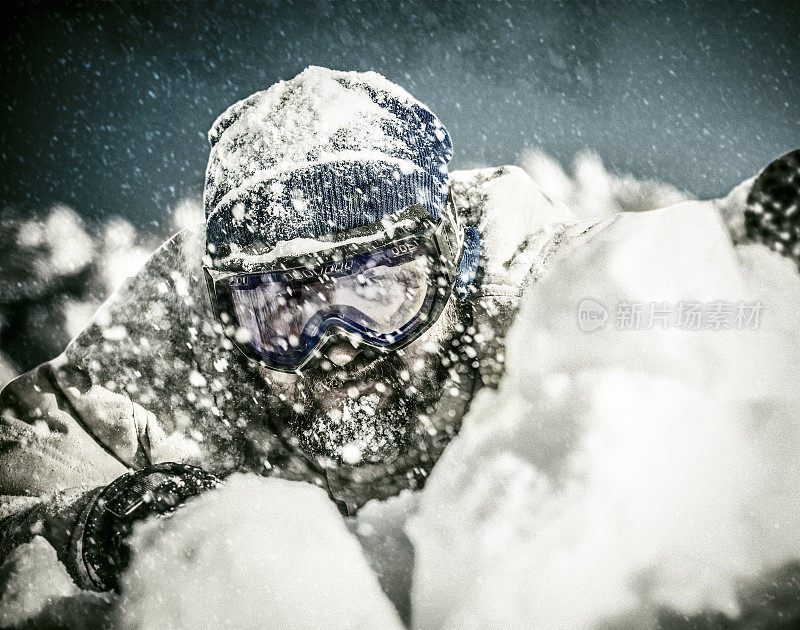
[261,298,461,467]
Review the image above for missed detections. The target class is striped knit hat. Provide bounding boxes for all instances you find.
[204,66,480,295]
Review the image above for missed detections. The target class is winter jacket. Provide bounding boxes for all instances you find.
[0,166,578,586]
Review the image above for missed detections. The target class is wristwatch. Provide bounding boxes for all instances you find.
[81,462,221,591]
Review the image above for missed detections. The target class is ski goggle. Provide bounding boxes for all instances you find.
[204,204,462,372]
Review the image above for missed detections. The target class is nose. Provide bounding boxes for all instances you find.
[324,341,362,367]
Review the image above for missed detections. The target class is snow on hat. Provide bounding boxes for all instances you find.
[204,66,454,259]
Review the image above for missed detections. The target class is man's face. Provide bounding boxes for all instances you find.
[260,297,461,467]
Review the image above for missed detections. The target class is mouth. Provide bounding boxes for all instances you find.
[307,350,393,389]
[298,352,402,412]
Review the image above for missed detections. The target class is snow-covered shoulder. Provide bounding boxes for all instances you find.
[50,220,238,470]
[83,221,207,335]
[450,165,575,275]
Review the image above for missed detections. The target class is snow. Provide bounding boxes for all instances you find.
[0,486,419,630]
[212,215,418,272]
[99,218,155,291]
[0,536,78,627]
[115,474,404,630]
[170,198,205,233]
[450,165,575,280]
[347,490,420,626]
[523,149,689,220]
[0,481,415,629]
[407,199,800,629]
[206,66,432,215]
[209,66,418,156]
[15,205,95,277]
[0,197,202,388]
[0,536,112,629]
[317,393,382,464]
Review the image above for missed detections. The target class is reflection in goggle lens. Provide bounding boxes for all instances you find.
[228,241,434,361]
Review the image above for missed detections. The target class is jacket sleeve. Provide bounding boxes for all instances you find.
[0,357,142,586]
[0,223,216,588]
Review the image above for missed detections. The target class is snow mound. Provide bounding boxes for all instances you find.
[115,474,404,630]
[408,201,800,629]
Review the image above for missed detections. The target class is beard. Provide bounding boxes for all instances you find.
[264,300,460,468]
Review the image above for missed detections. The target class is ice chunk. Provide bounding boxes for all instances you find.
[408,201,800,629]
[116,474,403,630]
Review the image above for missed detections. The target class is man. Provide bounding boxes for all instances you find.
[0,67,574,591]
[0,65,795,595]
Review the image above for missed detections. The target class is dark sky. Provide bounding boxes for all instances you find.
[2,0,799,227]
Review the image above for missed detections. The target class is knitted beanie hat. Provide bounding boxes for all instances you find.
[205,66,454,253]
[203,66,479,295]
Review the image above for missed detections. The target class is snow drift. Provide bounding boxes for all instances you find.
[0,477,411,630]
[408,199,800,628]
[115,475,404,630]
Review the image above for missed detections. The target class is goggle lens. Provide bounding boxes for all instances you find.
[226,241,437,366]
